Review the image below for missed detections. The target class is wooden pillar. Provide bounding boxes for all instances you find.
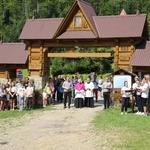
[130,45,135,72]
[0,65,10,83]
[28,45,50,89]
[113,45,119,71]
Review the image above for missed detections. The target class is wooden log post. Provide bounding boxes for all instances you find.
[0,68,9,83]
[113,44,135,72]
[28,46,50,89]
[113,45,119,71]
[130,45,135,72]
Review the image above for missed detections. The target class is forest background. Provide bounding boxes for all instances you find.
[0,0,150,76]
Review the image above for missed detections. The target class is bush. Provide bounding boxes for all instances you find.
[34,89,42,106]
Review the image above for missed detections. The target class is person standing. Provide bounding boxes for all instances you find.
[42,89,48,107]
[135,80,143,115]
[17,84,26,111]
[141,77,149,116]
[74,78,85,108]
[26,82,34,110]
[9,82,17,110]
[121,81,131,115]
[71,75,78,102]
[49,80,55,105]
[98,75,103,98]
[56,75,64,103]
[84,77,94,108]
[132,76,139,113]
[62,76,73,109]
[0,84,7,111]
[15,79,22,109]
[146,74,150,114]
[91,73,99,102]
[102,77,112,109]
[5,83,11,110]
[30,79,36,108]
[44,81,51,105]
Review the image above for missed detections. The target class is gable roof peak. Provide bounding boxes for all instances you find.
[54,0,98,38]
[120,9,127,16]
[77,0,92,6]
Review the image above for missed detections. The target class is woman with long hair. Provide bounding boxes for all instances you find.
[9,82,17,110]
[0,84,7,111]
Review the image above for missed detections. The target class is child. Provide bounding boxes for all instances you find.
[50,81,55,104]
[44,82,51,105]
[42,89,47,107]
[17,84,26,111]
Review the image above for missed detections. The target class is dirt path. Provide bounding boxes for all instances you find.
[0,101,109,150]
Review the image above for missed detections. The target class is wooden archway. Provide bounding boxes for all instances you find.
[18,0,148,89]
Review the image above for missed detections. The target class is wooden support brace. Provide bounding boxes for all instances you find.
[48,53,111,58]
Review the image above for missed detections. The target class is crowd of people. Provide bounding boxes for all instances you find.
[121,75,150,116]
[0,72,113,111]
[42,72,112,110]
[1,72,150,116]
[0,78,35,111]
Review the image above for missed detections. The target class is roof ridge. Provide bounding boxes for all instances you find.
[77,0,92,7]
[93,14,146,19]
[27,18,64,21]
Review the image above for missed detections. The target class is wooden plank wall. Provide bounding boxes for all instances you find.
[28,46,49,76]
[113,45,135,71]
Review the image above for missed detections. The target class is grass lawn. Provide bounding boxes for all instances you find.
[93,107,150,150]
[0,105,53,119]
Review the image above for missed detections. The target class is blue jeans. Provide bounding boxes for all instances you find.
[19,97,24,111]
[17,95,20,103]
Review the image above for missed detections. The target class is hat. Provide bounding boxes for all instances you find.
[135,76,139,79]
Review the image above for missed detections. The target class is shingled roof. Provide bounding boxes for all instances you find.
[130,41,150,66]
[19,0,149,41]
[54,0,98,38]
[19,18,63,40]
[0,43,28,64]
[93,14,148,39]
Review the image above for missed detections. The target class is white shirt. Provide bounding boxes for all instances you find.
[11,86,16,93]
[141,83,149,98]
[121,86,130,98]
[136,85,142,96]
[98,79,103,87]
[102,81,112,92]
[132,82,137,90]
[84,82,94,97]
[26,86,33,97]
[18,87,25,98]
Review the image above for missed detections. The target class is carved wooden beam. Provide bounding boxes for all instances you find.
[48,53,111,58]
